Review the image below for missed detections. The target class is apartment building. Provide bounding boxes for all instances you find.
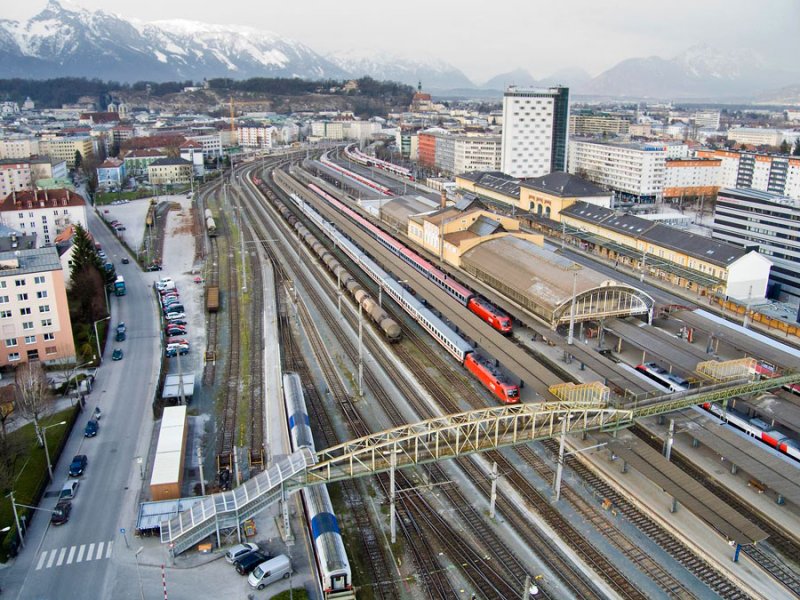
[727,128,784,147]
[696,149,800,200]
[186,133,223,159]
[39,136,94,168]
[692,110,721,130]
[309,121,345,141]
[500,86,569,178]
[179,141,205,177]
[569,114,630,136]
[712,188,800,299]
[0,247,76,366]
[663,158,722,200]
[0,189,88,247]
[96,158,127,190]
[0,137,40,160]
[147,158,192,186]
[0,161,32,198]
[568,139,667,202]
[453,136,502,174]
[237,125,277,149]
[123,149,167,177]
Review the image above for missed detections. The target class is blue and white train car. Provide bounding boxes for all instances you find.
[282,373,352,595]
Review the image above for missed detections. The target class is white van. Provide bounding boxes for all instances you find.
[247,554,291,590]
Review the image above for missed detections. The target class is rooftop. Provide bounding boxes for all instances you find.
[149,157,192,167]
[521,172,609,198]
[0,188,86,212]
[0,247,62,276]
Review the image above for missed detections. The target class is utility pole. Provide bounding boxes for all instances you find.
[358,302,364,397]
[197,445,206,495]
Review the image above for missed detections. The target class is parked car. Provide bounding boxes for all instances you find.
[84,419,99,437]
[162,298,181,307]
[225,542,260,564]
[51,500,72,526]
[234,551,270,575]
[167,319,187,326]
[59,480,79,500]
[116,323,126,334]
[121,257,130,265]
[248,555,291,590]
[115,330,126,342]
[165,328,186,337]
[68,455,88,477]
[164,346,189,358]
[166,338,189,346]
[165,312,186,321]
[146,263,162,271]
[112,348,123,361]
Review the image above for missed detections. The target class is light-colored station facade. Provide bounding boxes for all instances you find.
[374,194,654,330]
[455,171,772,301]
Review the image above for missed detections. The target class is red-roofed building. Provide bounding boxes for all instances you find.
[0,189,88,246]
[78,112,121,126]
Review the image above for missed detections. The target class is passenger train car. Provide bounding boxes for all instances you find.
[697,402,800,462]
[318,155,393,196]
[343,144,415,180]
[283,373,352,595]
[280,182,520,403]
[635,362,689,392]
[305,181,513,335]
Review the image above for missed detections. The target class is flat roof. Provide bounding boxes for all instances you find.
[607,435,768,545]
[161,405,187,428]
[151,451,183,486]
[162,375,195,400]
[136,497,205,532]
[678,409,800,506]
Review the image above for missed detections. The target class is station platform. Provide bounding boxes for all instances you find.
[571,428,800,600]
[674,409,800,506]
[674,309,800,369]
[604,316,711,374]
[729,394,800,437]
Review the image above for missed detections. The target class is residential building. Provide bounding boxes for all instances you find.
[396,129,419,160]
[712,188,800,299]
[695,149,800,200]
[179,141,205,177]
[0,247,76,366]
[500,86,569,178]
[0,161,32,198]
[568,139,667,203]
[278,123,300,145]
[30,158,68,183]
[417,129,446,169]
[147,158,192,186]
[309,121,345,141]
[39,136,94,168]
[663,158,722,200]
[434,134,456,174]
[186,134,223,159]
[123,149,167,177]
[453,135,502,175]
[569,114,630,137]
[0,224,35,252]
[237,125,277,149]
[96,158,127,190]
[0,189,88,247]
[0,137,40,160]
[343,121,381,143]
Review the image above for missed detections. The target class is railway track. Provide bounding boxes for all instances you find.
[633,424,800,597]
[264,167,591,599]
[199,183,222,386]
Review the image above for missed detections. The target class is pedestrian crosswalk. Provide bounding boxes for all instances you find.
[36,540,113,570]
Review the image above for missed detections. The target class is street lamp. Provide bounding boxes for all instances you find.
[566,264,582,346]
[42,420,67,481]
[93,316,111,363]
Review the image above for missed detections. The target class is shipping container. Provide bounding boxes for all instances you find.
[150,406,187,501]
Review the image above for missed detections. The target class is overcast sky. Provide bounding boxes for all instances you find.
[6,0,800,82]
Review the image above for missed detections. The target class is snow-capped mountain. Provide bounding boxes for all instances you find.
[481,67,591,91]
[0,0,347,81]
[580,43,798,99]
[329,50,475,90]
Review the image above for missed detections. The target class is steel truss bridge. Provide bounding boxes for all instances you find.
[159,372,800,555]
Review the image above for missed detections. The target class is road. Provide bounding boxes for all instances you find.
[4,209,162,599]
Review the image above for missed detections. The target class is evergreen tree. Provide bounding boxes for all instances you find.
[69,223,103,283]
[74,150,83,171]
[794,139,800,157]
[780,140,791,154]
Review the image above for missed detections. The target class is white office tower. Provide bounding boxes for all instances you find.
[500,86,569,178]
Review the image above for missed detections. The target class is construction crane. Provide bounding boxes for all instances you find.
[229,97,235,136]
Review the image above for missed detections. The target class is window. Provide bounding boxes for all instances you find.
[0,296,6,304]
[0,310,10,319]
[43,332,54,341]
[17,293,27,301]
[41,319,52,327]
[22,322,33,331]
[19,307,31,316]
[8,353,20,362]
[24,335,35,344]
[36,291,47,299]
[39,305,50,313]
[45,346,57,355]
[34,276,45,284]
[0,281,6,288]
[5,338,16,347]
[14,279,25,287]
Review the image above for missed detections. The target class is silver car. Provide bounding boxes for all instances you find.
[225,542,260,564]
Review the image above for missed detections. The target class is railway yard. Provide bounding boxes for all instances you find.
[149,148,800,600]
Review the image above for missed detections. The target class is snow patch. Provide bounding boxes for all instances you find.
[154,50,167,63]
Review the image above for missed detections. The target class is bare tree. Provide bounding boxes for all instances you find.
[15,362,53,448]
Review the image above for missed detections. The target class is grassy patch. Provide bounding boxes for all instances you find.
[95,190,155,205]
[268,589,309,600]
[0,406,80,561]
